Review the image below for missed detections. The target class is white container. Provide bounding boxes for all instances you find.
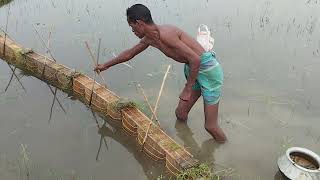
[277,147,320,180]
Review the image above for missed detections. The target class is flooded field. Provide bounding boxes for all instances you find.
[1,0,320,179]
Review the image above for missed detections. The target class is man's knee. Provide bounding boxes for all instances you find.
[175,108,188,122]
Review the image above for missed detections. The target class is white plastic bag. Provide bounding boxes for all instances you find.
[196,24,214,52]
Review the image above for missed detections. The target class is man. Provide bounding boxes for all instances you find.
[95,4,227,143]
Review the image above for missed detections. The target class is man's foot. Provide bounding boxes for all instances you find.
[205,127,227,143]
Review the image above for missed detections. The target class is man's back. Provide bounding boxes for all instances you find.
[142,25,204,64]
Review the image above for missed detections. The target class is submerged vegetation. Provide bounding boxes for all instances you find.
[0,0,13,7]
[176,163,236,180]
[177,163,214,180]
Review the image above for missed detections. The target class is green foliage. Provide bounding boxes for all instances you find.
[177,163,218,180]
[110,99,139,112]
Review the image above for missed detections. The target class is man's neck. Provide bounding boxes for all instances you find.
[145,24,160,41]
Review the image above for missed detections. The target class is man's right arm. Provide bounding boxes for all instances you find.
[96,41,149,72]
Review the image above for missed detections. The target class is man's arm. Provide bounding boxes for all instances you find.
[95,41,149,72]
[169,37,201,101]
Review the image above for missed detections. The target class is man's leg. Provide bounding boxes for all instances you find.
[204,102,227,143]
[175,89,201,122]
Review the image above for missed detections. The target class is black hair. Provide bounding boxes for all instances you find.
[126,4,154,24]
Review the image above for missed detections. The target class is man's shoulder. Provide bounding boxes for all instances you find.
[160,24,182,33]
[158,25,183,41]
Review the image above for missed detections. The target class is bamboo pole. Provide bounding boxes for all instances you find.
[89,72,96,106]
[84,41,107,87]
[141,65,171,149]
[43,25,66,121]
[151,65,171,122]
[32,24,57,62]
[88,38,101,106]
[136,83,158,121]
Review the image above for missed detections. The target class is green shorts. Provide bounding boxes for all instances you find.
[184,52,223,105]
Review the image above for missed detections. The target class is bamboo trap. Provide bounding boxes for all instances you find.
[0,34,200,177]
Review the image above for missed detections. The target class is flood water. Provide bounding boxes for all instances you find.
[1,0,320,179]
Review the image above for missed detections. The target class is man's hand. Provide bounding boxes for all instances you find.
[94,64,107,73]
[179,86,192,101]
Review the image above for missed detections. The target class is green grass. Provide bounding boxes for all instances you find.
[176,163,216,180]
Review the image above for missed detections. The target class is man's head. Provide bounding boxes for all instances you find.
[126,4,154,39]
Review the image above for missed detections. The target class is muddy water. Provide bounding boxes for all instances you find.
[1,0,320,179]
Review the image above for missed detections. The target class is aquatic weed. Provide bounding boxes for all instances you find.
[176,163,215,180]
[110,99,139,112]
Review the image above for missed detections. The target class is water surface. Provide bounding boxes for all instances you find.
[1,0,320,179]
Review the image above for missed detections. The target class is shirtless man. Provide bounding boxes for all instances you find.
[95,4,227,143]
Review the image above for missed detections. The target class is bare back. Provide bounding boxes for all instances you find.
[142,25,205,64]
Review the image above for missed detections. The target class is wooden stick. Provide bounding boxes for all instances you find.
[84,41,107,87]
[89,38,102,107]
[40,25,53,76]
[151,65,171,123]
[136,83,158,121]
[44,25,52,62]
[0,28,13,40]
[141,65,171,149]
[43,26,66,116]
[49,87,58,123]
[95,120,108,161]
[7,64,27,92]
[46,26,57,114]
[41,26,52,76]
[89,73,96,107]
[47,84,66,114]
[90,102,108,161]
[32,24,56,62]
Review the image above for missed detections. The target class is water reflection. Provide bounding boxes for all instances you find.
[48,85,67,123]
[2,66,26,93]
[175,120,219,164]
[96,116,166,179]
